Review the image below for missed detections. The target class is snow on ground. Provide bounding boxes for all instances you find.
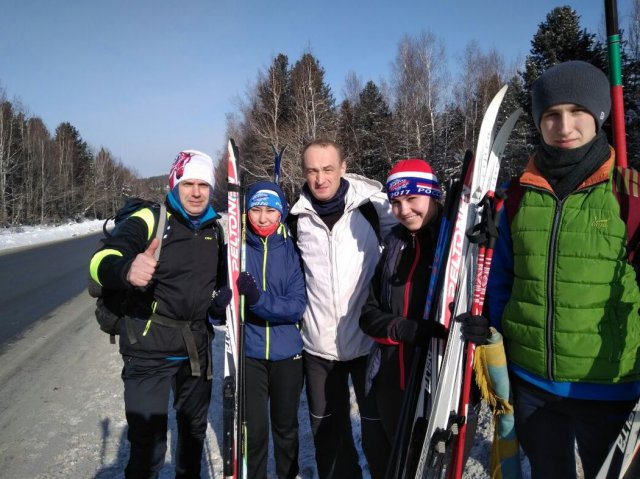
[0,217,533,478]
[0,219,105,252]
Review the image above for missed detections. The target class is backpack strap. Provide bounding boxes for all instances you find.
[505,177,524,227]
[286,214,299,242]
[358,200,382,245]
[153,204,167,261]
[286,200,381,245]
[216,221,225,250]
[613,166,640,271]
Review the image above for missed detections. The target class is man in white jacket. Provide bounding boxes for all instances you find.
[289,139,396,479]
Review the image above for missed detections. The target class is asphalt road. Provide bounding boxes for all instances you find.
[0,232,102,346]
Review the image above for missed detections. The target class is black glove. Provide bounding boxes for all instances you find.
[457,312,490,345]
[237,272,260,305]
[388,318,448,345]
[208,286,232,320]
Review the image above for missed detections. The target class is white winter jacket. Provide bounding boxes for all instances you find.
[289,174,397,361]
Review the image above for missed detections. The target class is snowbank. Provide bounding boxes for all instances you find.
[0,219,105,252]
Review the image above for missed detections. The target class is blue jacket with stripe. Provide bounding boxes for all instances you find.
[243,182,306,361]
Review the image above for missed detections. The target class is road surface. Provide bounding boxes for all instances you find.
[0,232,102,346]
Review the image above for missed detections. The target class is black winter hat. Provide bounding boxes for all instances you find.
[531,60,611,131]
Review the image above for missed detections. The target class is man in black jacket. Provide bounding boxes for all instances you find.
[89,149,229,479]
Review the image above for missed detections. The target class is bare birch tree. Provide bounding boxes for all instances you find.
[392,31,448,161]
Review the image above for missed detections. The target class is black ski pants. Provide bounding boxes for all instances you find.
[303,351,388,479]
[245,355,304,479]
[512,375,637,479]
[121,353,211,479]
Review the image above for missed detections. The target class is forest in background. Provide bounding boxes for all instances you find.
[2,5,640,225]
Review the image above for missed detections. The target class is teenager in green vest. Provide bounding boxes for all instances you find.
[460,61,640,479]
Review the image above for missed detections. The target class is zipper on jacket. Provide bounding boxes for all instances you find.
[403,235,420,317]
[523,184,563,380]
[327,227,341,354]
[545,198,563,380]
[539,182,601,380]
[261,236,270,360]
[188,227,200,321]
[329,203,372,357]
[399,234,421,390]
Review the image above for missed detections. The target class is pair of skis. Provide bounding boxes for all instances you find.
[390,85,522,479]
[416,87,518,479]
[223,138,247,479]
[223,140,287,479]
[596,398,640,478]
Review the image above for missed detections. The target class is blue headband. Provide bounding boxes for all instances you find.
[248,189,283,213]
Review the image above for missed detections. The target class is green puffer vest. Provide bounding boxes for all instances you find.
[503,166,640,383]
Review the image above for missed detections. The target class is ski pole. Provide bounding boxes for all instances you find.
[605,0,628,168]
[223,138,250,479]
[270,143,287,185]
[451,192,504,479]
[239,182,248,479]
[224,139,242,479]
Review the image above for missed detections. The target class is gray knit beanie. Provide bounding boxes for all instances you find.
[531,60,611,131]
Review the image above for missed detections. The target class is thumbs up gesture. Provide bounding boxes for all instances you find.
[127,238,160,287]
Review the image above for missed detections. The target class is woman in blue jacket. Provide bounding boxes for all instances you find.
[237,181,307,479]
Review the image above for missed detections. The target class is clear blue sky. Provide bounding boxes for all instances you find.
[0,0,633,177]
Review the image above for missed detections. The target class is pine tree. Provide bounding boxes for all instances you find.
[336,99,359,167]
[249,53,293,171]
[0,103,25,224]
[520,6,605,146]
[289,52,336,146]
[353,81,394,185]
[54,122,93,219]
[433,103,465,182]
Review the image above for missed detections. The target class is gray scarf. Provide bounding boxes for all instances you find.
[534,129,610,200]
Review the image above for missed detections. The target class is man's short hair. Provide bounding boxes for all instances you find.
[300,139,345,169]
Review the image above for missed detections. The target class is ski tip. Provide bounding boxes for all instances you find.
[497,84,508,99]
[490,84,509,108]
[491,108,524,149]
[506,107,523,123]
[228,138,240,159]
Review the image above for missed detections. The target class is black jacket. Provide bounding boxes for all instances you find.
[92,198,225,358]
[360,220,438,389]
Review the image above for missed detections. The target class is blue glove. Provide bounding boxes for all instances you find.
[208,286,232,321]
[237,272,260,305]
